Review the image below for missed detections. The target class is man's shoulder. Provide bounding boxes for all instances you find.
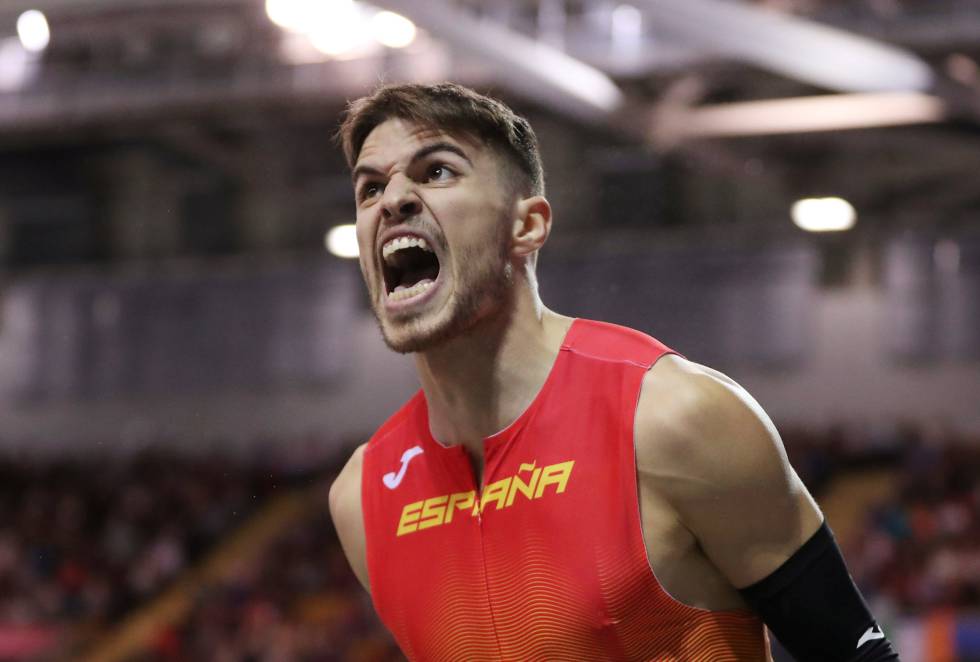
[327,442,372,593]
[637,353,754,440]
[635,357,822,590]
[329,442,368,515]
[567,318,674,366]
[635,355,786,493]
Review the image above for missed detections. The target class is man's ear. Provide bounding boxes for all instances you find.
[511,196,552,258]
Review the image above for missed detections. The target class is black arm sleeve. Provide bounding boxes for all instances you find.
[737,521,900,662]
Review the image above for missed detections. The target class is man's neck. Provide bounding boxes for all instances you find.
[415,290,573,462]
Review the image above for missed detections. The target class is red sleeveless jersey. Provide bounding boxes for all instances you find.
[361,319,770,661]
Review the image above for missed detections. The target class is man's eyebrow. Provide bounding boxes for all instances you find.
[411,141,472,167]
[352,141,472,185]
[351,163,382,186]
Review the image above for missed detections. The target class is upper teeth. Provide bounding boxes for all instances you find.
[382,236,432,263]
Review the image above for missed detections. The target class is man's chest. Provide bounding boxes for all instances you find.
[369,448,648,660]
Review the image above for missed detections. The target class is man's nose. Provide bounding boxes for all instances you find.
[381,178,422,222]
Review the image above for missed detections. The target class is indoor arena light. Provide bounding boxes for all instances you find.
[308,3,375,58]
[266,0,314,32]
[667,93,945,140]
[17,10,50,53]
[326,224,360,258]
[266,0,354,34]
[370,11,416,49]
[611,4,643,53]
[791,197,857,233]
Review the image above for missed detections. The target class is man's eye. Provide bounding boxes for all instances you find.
[359,182,382,201]
[425,164,454,182]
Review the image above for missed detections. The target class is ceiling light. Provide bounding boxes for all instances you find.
[791,197,856,233]
[266,0,318,32]
[266,0,353,34]
[307,3,376,58]
[325,224,359,258]
[668,93,944,140]
[611,4,643,48]
[370,11,416,49]
[17,10,50,53]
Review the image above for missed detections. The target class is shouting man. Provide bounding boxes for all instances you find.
[328,83,898,662]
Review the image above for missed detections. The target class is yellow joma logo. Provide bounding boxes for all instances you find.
[396,460,575,536]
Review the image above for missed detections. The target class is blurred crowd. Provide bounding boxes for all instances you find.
[848,433,980,614]
[784,424,980,615]
[0,452,281,659]
[142,505,401,662]
[0,426,977,661]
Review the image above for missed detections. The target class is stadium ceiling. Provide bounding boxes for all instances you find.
[0,0,977,142]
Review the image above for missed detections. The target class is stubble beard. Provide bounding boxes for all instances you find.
[372,238,515,355]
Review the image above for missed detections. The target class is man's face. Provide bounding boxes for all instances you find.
[352,118,517,353]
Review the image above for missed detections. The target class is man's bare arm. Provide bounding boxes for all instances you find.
[636,355,822,588]
[328,442,371,594]
[636,355,898,661]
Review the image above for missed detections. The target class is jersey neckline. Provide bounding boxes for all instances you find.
[412,317,580,455]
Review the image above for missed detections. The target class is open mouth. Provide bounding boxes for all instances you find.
[381,235,441,302]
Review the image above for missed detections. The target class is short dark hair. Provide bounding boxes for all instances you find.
[338,82,545,197]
